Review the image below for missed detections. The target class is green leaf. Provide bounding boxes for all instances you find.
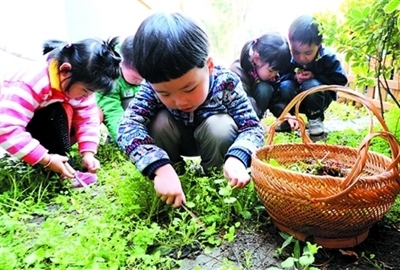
[281,235,294,249]
[299,255,315,266]
[307,242,321,254]
[281,257,297,268]
[350,9,363,19]
[223,197,237,204]
[294,240,301,259]
[268,158,281,167]
[214,178,225,184]
[398,15,400,30]
[24,252,37,265]
[241,210,252,219]
[219,186,231,196]
[384,0,400,13]
[361,6,371,17]
[185,201,195,208]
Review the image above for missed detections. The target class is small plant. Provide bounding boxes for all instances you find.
[361,252,385,270]
[269,233,321,270]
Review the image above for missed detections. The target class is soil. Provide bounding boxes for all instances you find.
[180,215,400,270]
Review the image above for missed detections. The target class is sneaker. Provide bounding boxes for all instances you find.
[69,171,98,189]
[308,118,324,136]
[188,164,205,176]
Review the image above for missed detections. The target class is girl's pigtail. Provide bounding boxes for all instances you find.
[42,39,65,54]
[43,40,72,56]
[105,37,121,64]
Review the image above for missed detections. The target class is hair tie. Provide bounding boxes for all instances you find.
[65,42,72,48]
[253,38,258,45]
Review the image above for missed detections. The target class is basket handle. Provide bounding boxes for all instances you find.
[266,85,389,146]
[317,131,400,202]
[266,85,399,202]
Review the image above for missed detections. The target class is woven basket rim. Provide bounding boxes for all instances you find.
[252,143,395,180]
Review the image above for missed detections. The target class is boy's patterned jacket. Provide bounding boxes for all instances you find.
[117,66,265,179]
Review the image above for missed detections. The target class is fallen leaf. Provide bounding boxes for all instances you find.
[339,249,359,259]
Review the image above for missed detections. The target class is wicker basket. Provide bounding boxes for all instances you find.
[252,85,400,248]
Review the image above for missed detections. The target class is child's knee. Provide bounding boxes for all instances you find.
[300,79,322,90]
[148,109,174,134]
[197,114,237,142]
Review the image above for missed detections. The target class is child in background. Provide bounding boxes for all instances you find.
[280,15,348,136]
[117,12,265,208]
[0,37,121,188]
[95,35,143,143]
[230,31,298,131]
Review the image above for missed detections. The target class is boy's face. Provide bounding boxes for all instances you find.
[121,64,143,85]
[290,41,320,66]
[151,58,214,113]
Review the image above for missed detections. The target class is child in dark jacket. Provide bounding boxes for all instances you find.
[280,15,348,136]
[117,12,265,208]
[230,31,298,131]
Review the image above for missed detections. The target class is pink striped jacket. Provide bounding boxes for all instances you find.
[0,57,100,165]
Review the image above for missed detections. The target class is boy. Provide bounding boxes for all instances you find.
[117,12,265,208]
[96,35,143,143]
[280,15,348,136]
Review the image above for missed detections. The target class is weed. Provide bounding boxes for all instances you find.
[270,233,321,270]
[0,102,399,269]
[361,252,385,270]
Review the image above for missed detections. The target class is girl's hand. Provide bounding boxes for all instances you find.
[154,164,186,208]
[82,151,100,173]
[40,154,75,178]
[223,157,250,188]
[285,113,300,131]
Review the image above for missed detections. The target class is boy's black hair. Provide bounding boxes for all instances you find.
[119,35,136,69]
[288,15,322,46]
[42,37,121,95]
[240,31,291,72]
[132,12,209,83]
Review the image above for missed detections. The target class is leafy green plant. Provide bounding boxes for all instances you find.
[361,252,385,270]
[270,233,321,270]
[316,0,400,109]
[0,102,399,269]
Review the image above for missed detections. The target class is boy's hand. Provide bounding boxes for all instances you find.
[223,157,250,188]
[154,164,186,208]
[82,151,100,173]
[295,70,314,84]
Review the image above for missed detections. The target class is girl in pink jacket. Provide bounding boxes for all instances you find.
[0,37,121,188]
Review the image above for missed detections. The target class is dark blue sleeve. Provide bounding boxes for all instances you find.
[314,54,348,86]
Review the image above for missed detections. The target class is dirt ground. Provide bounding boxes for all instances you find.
[180,216,400,270]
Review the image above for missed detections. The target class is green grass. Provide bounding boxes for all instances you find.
[0,102,399,269]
